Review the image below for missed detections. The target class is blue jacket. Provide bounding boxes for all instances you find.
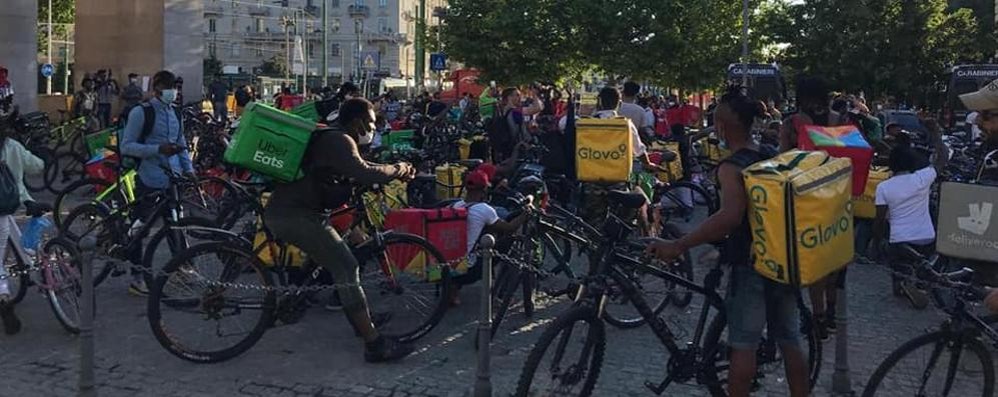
[120,97,194,189]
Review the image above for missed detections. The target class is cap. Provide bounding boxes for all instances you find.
[477,163,498,182]
[465,170,491,188]
[959,79,998,111]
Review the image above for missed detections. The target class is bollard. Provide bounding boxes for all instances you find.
[473,234,496,397]
[78,236,97,397]
[831,285,853,395]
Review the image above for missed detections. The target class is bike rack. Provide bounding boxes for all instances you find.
[473,234,496,397]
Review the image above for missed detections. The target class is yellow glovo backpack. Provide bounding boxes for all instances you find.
[743,150,854,287]
[575,117,633,183]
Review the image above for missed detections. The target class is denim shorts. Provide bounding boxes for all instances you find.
[725,265,801,350]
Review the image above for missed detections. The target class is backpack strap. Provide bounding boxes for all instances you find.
[140,102,156,144]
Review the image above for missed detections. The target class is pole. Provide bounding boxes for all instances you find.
[473,234,496,397]
[284,16,291,82]
[415,0,426,92]
[78,236,97,397]
[831,281,853,395]
[994,0,997,62]
[355,19,362,83]
[741,0,749,86]
[46,0,53,95]
[63,41,70,94]
[322,0,328,88]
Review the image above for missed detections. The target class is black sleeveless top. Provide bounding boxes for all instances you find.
[718,146,776,266]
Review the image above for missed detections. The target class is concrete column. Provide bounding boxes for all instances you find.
[0,0,39,113]
[76,0,203,107]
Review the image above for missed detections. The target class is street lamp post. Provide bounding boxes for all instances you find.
[322,0,328,88]
[355,18,363,83]
[740,0,749,86]
[46,0,52,95]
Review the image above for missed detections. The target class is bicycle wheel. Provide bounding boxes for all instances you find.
[657,181,716,236]
[46,152,87,194]
[360,232,451,343]
[602,238,674,329]
[490,262,524,338]
[514,304,605,397]
[3,240,29,304]
[700,305,821,397]
[23,147,55,193]
[147,241,276,364]
[42,238,84,334]
[54,178,119,228]
[861,330,994,397]
[60,203,118,287]
[142,217,234,281]
[180,176,242,228]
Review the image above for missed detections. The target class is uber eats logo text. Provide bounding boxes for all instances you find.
[577,144,628,160]
[800,201,852,249]
[749,185,784,279]
[254,140,287,169]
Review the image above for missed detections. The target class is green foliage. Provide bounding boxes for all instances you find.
[37,0,75,56]
[204,57,223,79]
[768,0,990,106]
[258,55,289,77]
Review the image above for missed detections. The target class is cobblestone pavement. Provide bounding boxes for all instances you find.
[3,232,989,397]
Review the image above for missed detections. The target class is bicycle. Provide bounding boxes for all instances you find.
[862,244,994,397]
[60,166,204,287]
[2,204,86,333]
[145,184,455,363]
[514,190,820,397]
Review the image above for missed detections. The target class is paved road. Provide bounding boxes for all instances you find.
[1,224,986,397]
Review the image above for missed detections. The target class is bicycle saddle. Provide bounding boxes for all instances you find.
[658,150,678,163]
[607,190,647,209]
[707,138,720,145]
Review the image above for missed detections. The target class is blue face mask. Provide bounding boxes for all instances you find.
[160,89,178,103]
[718,137,729,150]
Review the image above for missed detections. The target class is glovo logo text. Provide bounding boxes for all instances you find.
[577,144,627,161]
[749,184,784,280]
[800,201,852,249]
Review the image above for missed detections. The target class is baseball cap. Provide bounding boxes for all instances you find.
[959,79,998,111]
[465,170,491,188]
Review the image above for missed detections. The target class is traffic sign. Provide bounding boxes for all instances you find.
[430,53,447,72]
[40,63,55,78]
[361,51,380,71]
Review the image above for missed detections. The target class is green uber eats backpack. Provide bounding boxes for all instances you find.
[223,102,317,183]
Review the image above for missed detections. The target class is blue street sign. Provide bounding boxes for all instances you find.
[360,51,380,71]
[430,53,447,72]
[40,63,55,78]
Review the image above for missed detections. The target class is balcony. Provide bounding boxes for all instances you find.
[304,5,320,16]
[367,32,406,44]
[204,4,224,16]
[348,4,369,17]
[247,5,271,16]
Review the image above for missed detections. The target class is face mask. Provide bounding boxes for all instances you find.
[160,89,178,103]
[357,131,374,146]
[129,78,137,84]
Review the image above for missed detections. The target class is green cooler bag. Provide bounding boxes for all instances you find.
[224,102,315,182]
[291,101,319,122]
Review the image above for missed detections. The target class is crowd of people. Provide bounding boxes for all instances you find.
[4,59,998,394]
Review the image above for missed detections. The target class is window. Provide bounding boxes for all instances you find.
[331,43,341,56]
[255,48,264,57]
[208,42,216,57]
[308,41,315,57]
[208,18,217,33]
[231,44,241,57]
[331,0,339,7]
[379,0,387,7]
[378,17,388,33]
[255,18,264,33]
[354,0,364,6]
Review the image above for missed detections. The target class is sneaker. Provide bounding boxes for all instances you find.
[0,299,22,335]
[815,316,830,342]
[324,292,344,312]
[128,281,149,297]
[364,335,414,363]
[825,308,837,333]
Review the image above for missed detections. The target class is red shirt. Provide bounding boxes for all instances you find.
[665,107,684,127]
[654,109,670,137]
[680,104,701,127]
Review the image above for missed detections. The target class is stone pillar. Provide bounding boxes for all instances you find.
[0,0,39,113]
[76,0,202,108]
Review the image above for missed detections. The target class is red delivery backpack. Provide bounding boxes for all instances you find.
[793,117,873,196]
[383,208,469,279]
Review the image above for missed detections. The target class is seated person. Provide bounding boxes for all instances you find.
[871,145,936,294]
[449,170,528,305]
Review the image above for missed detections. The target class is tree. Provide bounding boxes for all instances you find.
[37,0,75,58]
[204,56,223,79]
[258,55,288,77]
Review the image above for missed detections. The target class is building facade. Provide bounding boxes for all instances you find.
[203,0,445,83]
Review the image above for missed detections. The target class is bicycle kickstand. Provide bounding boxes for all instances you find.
[645,376,673,395]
